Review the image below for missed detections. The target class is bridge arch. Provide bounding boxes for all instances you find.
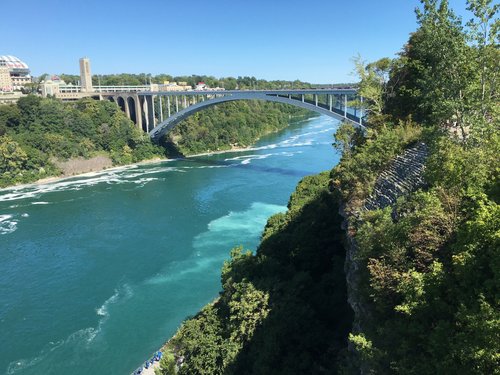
[116,96,126,113]
[149,93,364,142]
[127,96,137,125]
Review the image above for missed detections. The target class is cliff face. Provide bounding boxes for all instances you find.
[362,142,428,212]
[340,142,428,346]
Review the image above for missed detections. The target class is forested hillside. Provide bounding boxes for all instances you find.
[0,96,164,187]
[166,101,312,155]
[154,1,499,374]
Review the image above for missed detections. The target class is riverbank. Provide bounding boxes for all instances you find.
[52,155,114,177]
[0,145,258,191]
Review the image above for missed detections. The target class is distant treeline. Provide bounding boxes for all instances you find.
[55,73,345,90]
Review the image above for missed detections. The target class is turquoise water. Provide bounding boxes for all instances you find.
[0,116,341,375]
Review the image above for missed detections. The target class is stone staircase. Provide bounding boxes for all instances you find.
[363,142,428,211]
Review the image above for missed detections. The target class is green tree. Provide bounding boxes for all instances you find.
[352,55,393,127]
[0,135,28,175]
[386,0,474,134]
[17,95,42,129]
[465,0,500,122]
[0,105,20,134]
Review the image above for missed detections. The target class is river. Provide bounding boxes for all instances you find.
[0,115,341,375]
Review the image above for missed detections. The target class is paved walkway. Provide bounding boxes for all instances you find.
[141,361,160,375]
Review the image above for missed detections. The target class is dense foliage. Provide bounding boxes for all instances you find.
[333,1,499,373]
[157,1,499,374]
[158,173,352,375]
[166,101,312,155]
[0,96,164,187]
[331,119,423,212]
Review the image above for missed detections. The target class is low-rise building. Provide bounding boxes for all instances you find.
[159,81,192,91]
[195,82,207,90]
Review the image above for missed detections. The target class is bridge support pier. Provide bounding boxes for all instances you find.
[124,96,131,118]
[159,95,163,122]
[146,95,155,132]
[344,94,347,118]
[132,94,143,131]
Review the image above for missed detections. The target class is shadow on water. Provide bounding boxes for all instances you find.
[167,177,354,375]
[222,189,354,374]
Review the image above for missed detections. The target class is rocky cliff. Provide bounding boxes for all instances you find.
[340,142,429,342]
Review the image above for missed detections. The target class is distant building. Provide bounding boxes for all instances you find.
[0,55,32,91]
[160,81,192,91]
[79,57,93,92]
[0,66,13,91]
[41,79,63,97]
[195,82,207,90]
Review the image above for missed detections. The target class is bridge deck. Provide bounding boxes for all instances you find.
[138,88,358,96]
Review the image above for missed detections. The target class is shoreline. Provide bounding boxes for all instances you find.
[1,114,317,192]
[0,145,256,192]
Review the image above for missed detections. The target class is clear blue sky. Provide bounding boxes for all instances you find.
[2,0,469,83]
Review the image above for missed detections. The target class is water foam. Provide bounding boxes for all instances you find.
[95,284,134,318]
[224,151,301,165]
[0,164,185,204]
[0,214,18,235]
[145,202,287,286]
[6,327,100,375]
[7,283,136,374]
[198,202,286,242]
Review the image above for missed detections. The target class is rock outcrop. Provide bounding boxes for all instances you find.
[340,141,429,349]
[363,142,428,211]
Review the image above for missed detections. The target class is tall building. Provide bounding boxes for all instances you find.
[79,57,93,92]
[0,66,13,91]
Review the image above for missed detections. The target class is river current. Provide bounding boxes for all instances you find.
[0,115,341,375]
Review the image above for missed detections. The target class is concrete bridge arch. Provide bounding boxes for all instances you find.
[108,94,148,131]
[148,92,364,142]
[105,89,363,142]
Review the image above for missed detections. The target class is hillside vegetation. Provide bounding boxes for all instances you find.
[155,1,499,374]
[166,101,312,155]
[0,96,164,187]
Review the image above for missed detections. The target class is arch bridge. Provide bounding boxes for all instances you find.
[106,89,364,143]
